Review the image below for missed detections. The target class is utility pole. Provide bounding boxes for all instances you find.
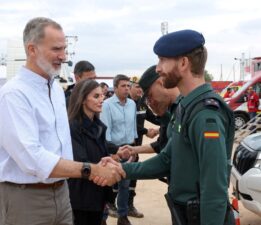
[241,52,245,80]
[234,52,246,81]
[161,21,168,36]
[233,64,235,81]
[220,64,223,80]
[65,35,78,65]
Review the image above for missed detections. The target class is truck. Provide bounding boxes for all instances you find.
[220,80,246,98]
[231,131,261,216]
[226,69,261,129]
[210,81,232,94]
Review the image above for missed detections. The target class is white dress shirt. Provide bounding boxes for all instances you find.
[0,67,73,183]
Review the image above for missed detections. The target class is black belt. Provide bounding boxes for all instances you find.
[4,180,65,189]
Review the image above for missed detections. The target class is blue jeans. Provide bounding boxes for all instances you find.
[117,179,130,217]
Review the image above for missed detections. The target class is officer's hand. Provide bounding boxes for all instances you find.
[90,158,125,186]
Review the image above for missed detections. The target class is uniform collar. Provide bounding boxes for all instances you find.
[180,83,212,108]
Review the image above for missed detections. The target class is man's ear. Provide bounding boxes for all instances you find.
[75,75,80,82]
[27,43,37,57]
[178,56,190,72]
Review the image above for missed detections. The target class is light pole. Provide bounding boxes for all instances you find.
[161,21,168,36]
[234,53,246,80]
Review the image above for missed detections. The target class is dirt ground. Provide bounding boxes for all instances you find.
[107,122,261,225]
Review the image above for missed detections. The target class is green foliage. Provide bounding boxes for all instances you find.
[204,70,214,82]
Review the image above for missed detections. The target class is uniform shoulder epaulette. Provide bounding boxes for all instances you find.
[203,98,220,109]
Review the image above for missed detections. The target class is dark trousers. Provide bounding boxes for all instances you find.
[73,210,103,225]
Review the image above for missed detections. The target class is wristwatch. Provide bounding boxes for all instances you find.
[81,162,91,179]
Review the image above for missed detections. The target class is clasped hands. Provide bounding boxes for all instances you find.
[90,146,134,186]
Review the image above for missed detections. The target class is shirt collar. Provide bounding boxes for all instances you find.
[17,66,54,87]
[180,83,212,108]
[111,94,129,105]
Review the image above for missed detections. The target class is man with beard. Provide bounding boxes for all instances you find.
[98,30,235,225]
[0,17,124,225]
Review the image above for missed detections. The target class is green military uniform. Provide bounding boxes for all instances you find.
[123,83,235,225]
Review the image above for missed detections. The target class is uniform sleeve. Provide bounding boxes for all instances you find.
[0,92,60,180]
[123,137,173,179]
[100,101,112,142]
[188,109,228,225]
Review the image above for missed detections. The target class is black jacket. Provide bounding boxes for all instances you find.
[64,84,75,107]
[68,115,112,211]
[133,97,160,146]
[150,111,170,153]
[150,101,179,154]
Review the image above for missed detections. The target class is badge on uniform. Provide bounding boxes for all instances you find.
[204,131,220,139]
[204,98,220,109]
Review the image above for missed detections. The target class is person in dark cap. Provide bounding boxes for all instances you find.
[98,30,236,225]
[120,65,179,155]
[65,60,96,104]
[127,75,160,218]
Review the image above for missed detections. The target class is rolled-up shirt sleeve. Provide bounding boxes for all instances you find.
[0,92,60,180]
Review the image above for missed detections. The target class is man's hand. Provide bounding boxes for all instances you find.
[119,145,139,157]
[89,159,125,186]
[146,128,159,138]
[117,147,131,160]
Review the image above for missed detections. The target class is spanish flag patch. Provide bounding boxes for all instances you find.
[204,131,220,139]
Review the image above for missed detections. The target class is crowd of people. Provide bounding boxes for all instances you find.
[0,16,238,225]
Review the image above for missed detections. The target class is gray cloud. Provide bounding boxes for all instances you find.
[0,0,261,79]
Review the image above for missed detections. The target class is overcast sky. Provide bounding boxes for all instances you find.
[0,0,261,80]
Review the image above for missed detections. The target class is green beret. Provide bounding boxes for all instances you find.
[153,29,205,57]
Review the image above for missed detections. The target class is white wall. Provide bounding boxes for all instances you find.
[6,39,26,80]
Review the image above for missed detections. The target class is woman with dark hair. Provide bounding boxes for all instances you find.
[67,79,111,225]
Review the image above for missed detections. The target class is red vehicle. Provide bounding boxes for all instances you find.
[220,81,246,98]
[226,74,261,129]
[210,81,232,94]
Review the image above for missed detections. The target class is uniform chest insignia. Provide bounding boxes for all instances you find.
[204,131,220,139]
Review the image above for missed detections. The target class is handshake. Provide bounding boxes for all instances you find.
[89,145,136,187]
[89,156,126,186]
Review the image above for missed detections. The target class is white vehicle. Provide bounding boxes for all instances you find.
[231,132,261,216]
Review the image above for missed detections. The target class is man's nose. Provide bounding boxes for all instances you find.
[58,50,66,61]
[155,65,160,73]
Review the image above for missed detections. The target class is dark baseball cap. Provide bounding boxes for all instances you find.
[139,65,159,95]
[153,29,205,57]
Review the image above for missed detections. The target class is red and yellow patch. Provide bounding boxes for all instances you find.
[204,131,220,139]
